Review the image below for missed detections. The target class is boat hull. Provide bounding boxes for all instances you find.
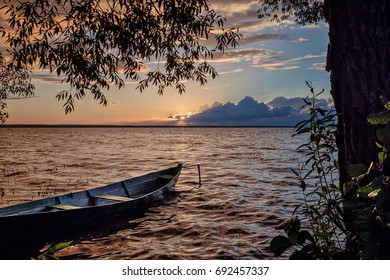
[0,164,182,258]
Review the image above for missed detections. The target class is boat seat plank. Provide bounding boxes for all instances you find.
[92,194,133,202]
[49,204,81,210]
[159,174,175,180]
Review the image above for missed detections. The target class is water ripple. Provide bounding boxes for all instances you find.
[0,127,305,259]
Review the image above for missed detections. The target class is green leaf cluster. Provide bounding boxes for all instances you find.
[33,241,72,260]
[270,216,320,259]
[344,101,390,259]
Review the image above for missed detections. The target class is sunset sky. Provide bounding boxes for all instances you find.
[5,0,331,125]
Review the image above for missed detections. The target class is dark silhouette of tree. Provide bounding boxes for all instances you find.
[0,54,34,123]
[259,0,390,186]
[0,0,239,119]
[260,0,390,259]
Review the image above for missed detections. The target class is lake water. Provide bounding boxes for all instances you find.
[0,127,306,259]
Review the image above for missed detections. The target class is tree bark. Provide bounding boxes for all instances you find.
[326,0,390,186]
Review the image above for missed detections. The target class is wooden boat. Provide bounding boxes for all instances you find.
[0,164,182,256]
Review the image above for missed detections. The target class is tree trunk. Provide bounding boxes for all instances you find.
[325,0,390,186]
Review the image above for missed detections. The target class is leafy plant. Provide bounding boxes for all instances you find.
[33,241,72,260]
[271,85,390,259]
[344,101,390,259]
[270,82,350,259]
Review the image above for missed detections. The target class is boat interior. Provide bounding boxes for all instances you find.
[0,172,177,217]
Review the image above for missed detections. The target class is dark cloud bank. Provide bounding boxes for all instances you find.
[183,96,333,126]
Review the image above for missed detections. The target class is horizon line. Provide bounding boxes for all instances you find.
[0,124,295,128]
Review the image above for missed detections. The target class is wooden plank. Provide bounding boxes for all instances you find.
[92,194,133,202]
[49,204,81,210]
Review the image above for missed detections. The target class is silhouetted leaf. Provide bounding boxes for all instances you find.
[270,236,292,256]
[376,128,390,145]
[378,151,387,165]
[284,216,301,244]
[298,180,306,191]
[0,0,240,115]
[353,208,372,242]
[290,249,316,260]
[297,230,314,245]
[331,251,359,260]
[347,164,367,178]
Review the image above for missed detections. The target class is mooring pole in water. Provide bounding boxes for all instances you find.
[197,164,202,187]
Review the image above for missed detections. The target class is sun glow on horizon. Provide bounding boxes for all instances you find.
[2,0,330,126]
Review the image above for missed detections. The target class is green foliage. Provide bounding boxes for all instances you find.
[367,109,390,125]
[344,103,390,259]
[33,241,72,260]
[274,95,390,259]
[0,0,240,114]
[270,82,349,259]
